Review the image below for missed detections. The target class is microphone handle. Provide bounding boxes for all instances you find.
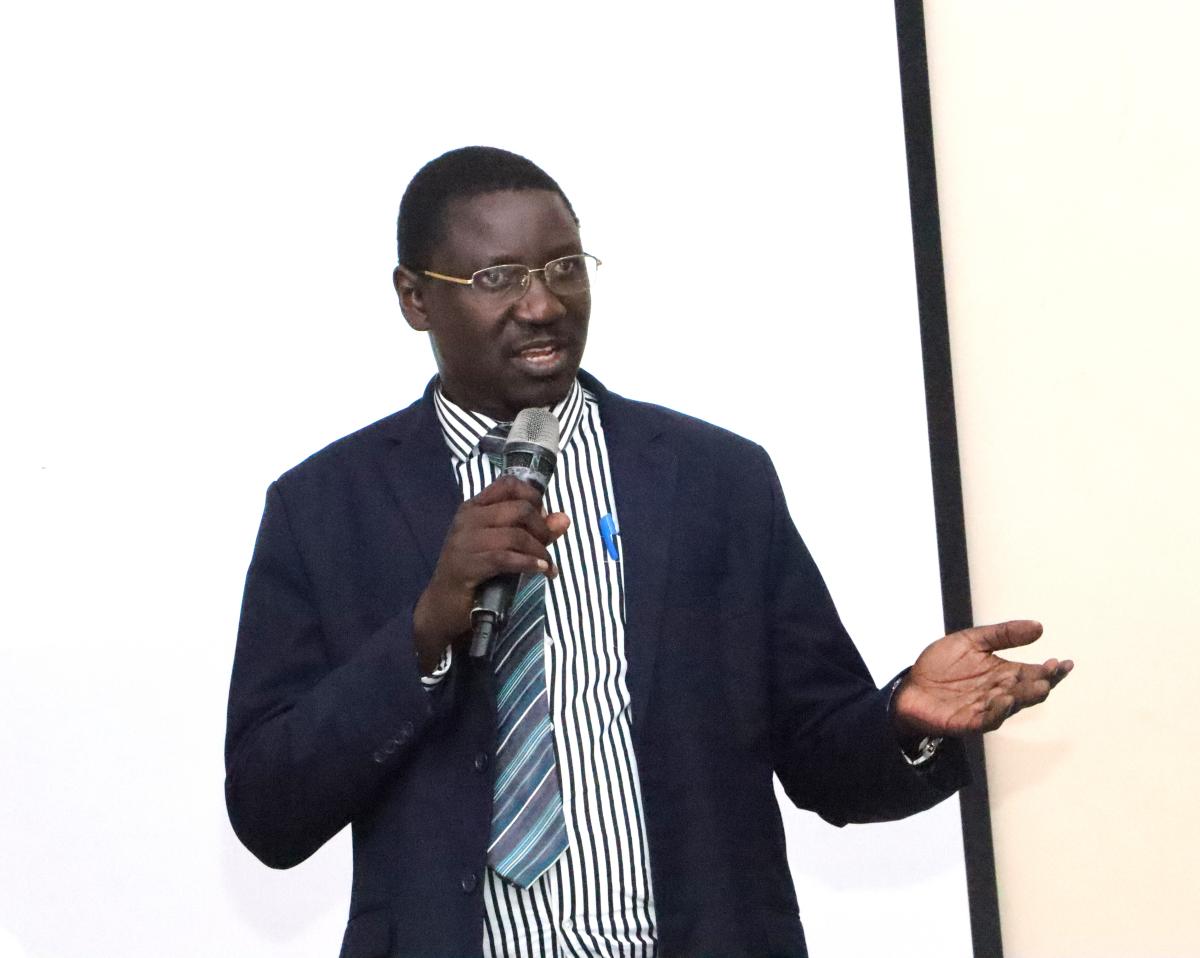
[469,573,519,658]
[466,436,555,658]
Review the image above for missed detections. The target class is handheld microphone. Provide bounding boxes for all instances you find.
[468,407,560,658]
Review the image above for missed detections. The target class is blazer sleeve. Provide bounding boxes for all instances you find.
[224,481,455,869]
[759,447,968,826]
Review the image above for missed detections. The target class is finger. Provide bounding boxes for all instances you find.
[983,661,1055,716]
[470,490,570,546]
[472,549,556,579]
[546,512,570,538]
[1048,659,1074,686]
[1011,677,1052,709]
[1005,659,1071,694]
[467,527,556,572]
[522,508,570,545]
[967,619,1044,653]
[471,475,545,507]
[479,498,555,542]
[501,505,570,545]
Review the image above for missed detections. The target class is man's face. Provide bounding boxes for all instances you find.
[396,189,589,421]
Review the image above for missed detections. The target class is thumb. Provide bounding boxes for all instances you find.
[546,512,571,539]
[967,619,1044,653]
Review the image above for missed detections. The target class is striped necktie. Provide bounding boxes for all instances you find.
[479,427,569,887]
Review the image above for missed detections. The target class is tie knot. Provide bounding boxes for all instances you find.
[477,422,511,461]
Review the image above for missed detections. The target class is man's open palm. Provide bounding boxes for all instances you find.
[892,620,1073,737]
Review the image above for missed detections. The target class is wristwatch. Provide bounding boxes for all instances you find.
[901,734,943,767]
[888,673,943,768]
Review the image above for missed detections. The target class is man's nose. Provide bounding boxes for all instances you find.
[513,272,566,323]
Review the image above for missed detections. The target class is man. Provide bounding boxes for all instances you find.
[225,146,1071,958]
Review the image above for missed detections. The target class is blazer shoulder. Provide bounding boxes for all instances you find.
[274,396,424,489]
[605,390,768,462]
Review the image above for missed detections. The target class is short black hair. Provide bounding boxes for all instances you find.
[396,146,578,270]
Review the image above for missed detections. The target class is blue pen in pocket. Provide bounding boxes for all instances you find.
[598,513,620,562]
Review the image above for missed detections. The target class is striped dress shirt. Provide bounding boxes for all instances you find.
[432,380,658,958]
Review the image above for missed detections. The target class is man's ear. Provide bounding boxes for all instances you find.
[393,265,430,331]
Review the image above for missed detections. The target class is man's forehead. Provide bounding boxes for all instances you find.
[435,189,580,266]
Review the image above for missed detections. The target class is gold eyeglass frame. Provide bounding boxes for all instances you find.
[421,253,602,298]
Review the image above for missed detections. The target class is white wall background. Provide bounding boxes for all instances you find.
[924,3,1199,956]
[0,3,973,956]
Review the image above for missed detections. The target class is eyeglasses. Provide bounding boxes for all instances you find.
[421,253,601,304]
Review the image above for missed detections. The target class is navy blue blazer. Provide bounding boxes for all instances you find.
[225,372,967,958]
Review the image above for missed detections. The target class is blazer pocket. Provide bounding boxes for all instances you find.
[339,907,392,958]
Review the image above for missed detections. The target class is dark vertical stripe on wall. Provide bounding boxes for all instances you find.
[893,3,1004,957]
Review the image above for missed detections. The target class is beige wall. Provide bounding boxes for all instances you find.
[922,3,1200,957]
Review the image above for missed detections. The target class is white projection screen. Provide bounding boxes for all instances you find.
[0,2,989,956]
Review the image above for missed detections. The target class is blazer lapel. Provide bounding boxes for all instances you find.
[380,384,462,577]
[592,378,677,746]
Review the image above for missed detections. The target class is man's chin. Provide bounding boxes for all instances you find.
[505,365,580,415]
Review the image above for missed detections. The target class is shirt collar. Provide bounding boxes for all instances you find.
[433,379,587,464]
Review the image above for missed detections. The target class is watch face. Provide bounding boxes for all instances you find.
[904,736,943,767]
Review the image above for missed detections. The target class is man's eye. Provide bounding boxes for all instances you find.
[548,257,578,277]
[475,266,522,291]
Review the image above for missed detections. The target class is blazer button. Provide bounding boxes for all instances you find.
[372,750,385,764]
[473,752,489,773]
[460,872,478,894]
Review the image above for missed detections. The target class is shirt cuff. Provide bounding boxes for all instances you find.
[420,645,453,689]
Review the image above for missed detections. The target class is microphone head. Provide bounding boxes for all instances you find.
[502,407,560,495]
[507,407,560,456]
